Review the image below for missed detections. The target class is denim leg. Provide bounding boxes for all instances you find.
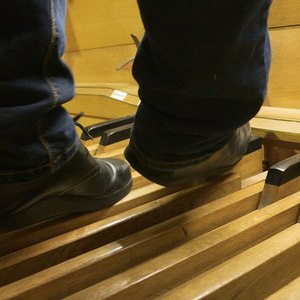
[132,0,272,162]
[0,0,79,183]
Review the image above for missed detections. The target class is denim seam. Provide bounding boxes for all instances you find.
[43,0,60,108]
[0,143,78,176]
[37,119,55,172]
[38,0,60,173]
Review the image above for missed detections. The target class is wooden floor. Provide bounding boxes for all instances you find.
[0,112,299,299]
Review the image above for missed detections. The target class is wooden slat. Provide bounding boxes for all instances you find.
[131,171,152,190]
[263,140,300,166]
[0,182,188,255]
[65,192,300,300]
[266,276,300,300]
[96,147,125,160]
[158,224,300,300]
[0,174,240,284]
[250,118,300,143]
[268,27,300,109]
[256,106,300,122]
[252,108,300,165]
[269,0,300,28]
[242,171,268,188]
[231,147,263,180]
[65,0,144,52]
[0,181,264,299]
[0,181,185,254]
[96,139,130,155]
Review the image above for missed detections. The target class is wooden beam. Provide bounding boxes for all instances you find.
[64,194,300,300]
[269,0,300,28]
[157,224,300,300]
[0,181,264,298]
[266,276,300,299]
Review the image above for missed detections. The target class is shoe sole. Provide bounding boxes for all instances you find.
[125,123,251,186]
[0,179,132,230]
[125,146,239,187]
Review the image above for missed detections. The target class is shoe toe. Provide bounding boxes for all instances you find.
[95,158,132,191]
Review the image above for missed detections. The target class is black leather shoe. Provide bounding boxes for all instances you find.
[125,123,251,186]
[0,144,132,228]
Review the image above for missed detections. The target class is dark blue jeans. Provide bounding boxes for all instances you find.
[0,0,272,183]
[0,0,79,183]
[132,0,272,162]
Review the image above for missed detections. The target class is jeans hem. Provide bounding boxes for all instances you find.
[0,141,80,184]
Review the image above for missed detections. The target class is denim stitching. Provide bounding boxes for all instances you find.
[38,0,60,172]
[0,143,78,176]
[37,119,55,172]
[43,0,60,108]
[0,0,76,181]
